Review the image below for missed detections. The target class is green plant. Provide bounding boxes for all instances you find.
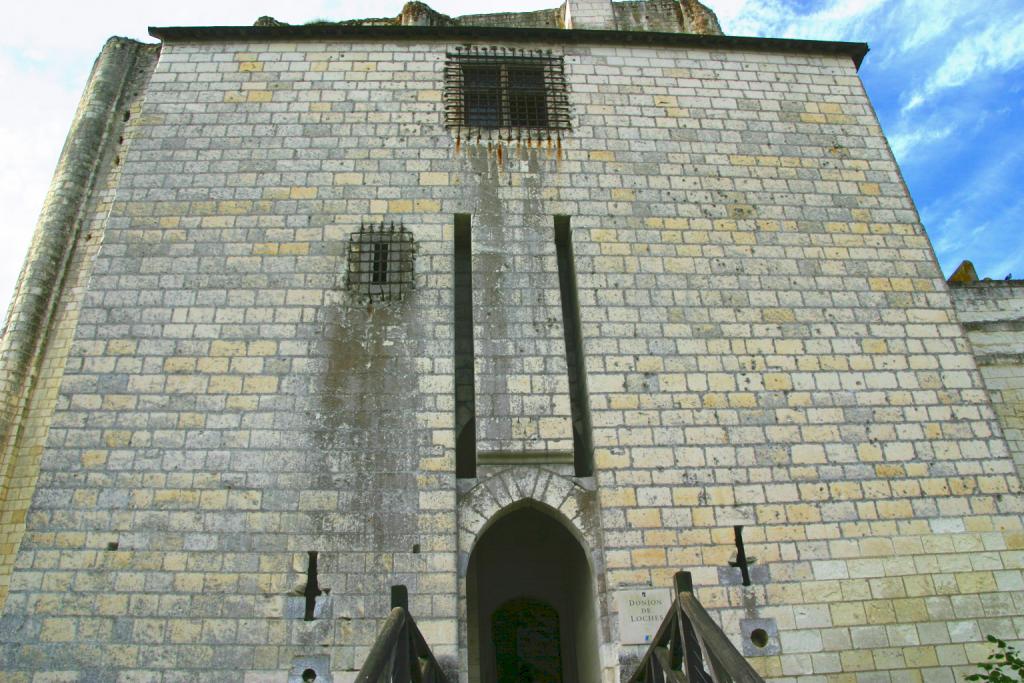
[967,635,1024,682]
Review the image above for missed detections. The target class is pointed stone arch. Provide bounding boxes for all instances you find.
[457,467,610,682]
[457,467,602,567]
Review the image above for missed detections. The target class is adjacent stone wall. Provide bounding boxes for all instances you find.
[0,38,157,608]
[614,0,721,34]
[0,31,1017,683]
[566,0,617,29]
[950,281,1024,476]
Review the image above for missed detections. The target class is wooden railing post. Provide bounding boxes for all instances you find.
[628,569,765,683]
[356,585,449,683]
[674,570,693,594]
[391,584,408,610]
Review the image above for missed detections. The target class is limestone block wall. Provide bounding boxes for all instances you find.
[0,28,1018,683]
[566,0,616,29]
[470,166,575,459]
[950,281,1024,476]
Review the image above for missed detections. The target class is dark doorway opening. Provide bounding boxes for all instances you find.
[467,505,600,683]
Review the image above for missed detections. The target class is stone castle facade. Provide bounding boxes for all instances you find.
[0,1,1021,681]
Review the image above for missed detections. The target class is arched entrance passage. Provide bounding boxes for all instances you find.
[467,505,600,683]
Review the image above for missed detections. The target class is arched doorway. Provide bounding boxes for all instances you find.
[467,505,600,683]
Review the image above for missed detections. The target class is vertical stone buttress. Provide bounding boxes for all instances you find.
[949,280,1024,477]
[564,0,617,30]
[0,37,155,605]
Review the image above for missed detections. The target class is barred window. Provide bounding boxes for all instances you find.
[445,47,570,132]
[346,221,415,301]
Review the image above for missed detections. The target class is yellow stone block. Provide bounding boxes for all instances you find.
[243,376,278,394]
[632,547,667,567]
[279,243,309,255]
[104,431,131,448]
[627,508,662,528]
[334,172,363,185]
[209,376,242,394]
[106,339,137,355]
[831,602,867,626]
[763,308,796,323]
[864,599,896,624]
[764,373,792,391]
[414,199,441,212]
[955,571,997,593]
[210,341,246,356]
[164,357,196,373]
[39,618,76,642]
[903,646,938,668]
[290,187,317,200]
[868,278,892,292]
[81,451,108,468]
[217,200,253,214]
[602,487,636,507]
[247,91,273,103]
[862,339,887,353]
[420,172,449,186]
[875,464,905,478]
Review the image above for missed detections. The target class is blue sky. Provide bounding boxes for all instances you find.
[1,0,1022,320]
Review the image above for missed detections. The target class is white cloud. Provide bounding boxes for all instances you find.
[886,0,976,55]
[0,53,84,325]
[704,0,888,41]
[903,15,1024,111]
[887,123,955,161]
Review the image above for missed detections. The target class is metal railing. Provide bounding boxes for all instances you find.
[355,586,450,683]
[628,571,765,683]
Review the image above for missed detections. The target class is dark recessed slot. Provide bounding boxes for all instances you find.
[304,551,322,621]
[555,216,593,476]
[454,214,477,478]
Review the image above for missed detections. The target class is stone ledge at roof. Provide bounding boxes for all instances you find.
[147,24,869,70]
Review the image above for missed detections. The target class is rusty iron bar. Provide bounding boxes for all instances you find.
[347,220,415,302]
[729,525,753,587]
[444,46,571,135]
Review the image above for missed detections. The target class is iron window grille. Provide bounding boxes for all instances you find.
[346,221,415,301]
[444,47,570,134]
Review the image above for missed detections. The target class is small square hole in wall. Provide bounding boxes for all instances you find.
[346,220,415,301]
[288,655,332,683]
